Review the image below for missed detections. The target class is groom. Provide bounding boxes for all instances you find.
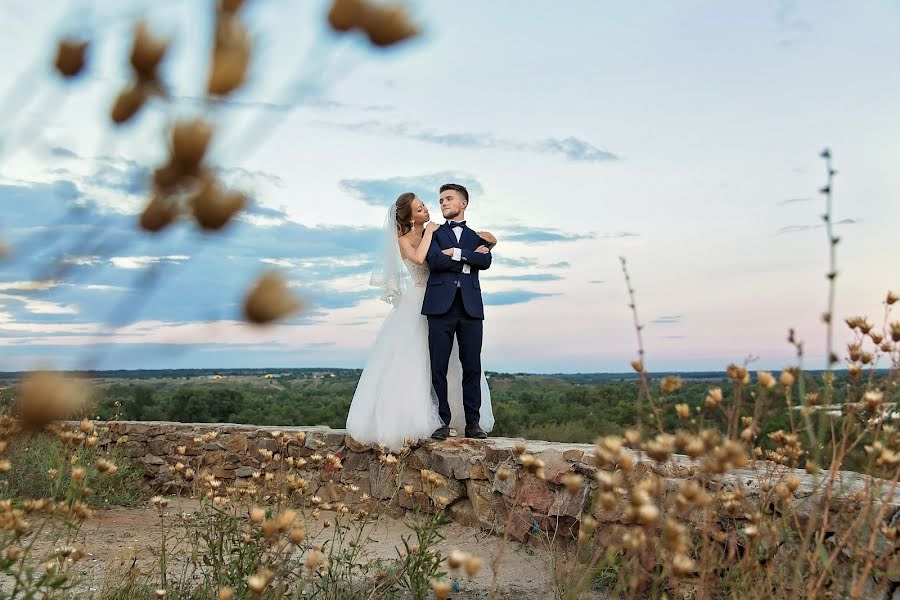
[422,183,492,440]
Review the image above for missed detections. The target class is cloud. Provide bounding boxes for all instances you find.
[484,290,558,306]
[494,257,538,268]
[316,120,618,163]
[651,315,682,325]
[776,218,860,235]
[547,261,570,269]
[174,94,393,114]
[588,280,605,284]
[777,197,813,206]
[340,172,485,206]
[109,256,191,270]
[500,225,594,243]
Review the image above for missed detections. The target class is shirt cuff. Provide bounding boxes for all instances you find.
[452,248,462,261]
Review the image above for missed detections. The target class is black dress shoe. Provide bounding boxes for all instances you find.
[431,425,450,440]
[464,423,487,439]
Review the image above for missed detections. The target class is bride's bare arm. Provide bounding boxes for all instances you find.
[398,223,438,265]
[477,231,497,249]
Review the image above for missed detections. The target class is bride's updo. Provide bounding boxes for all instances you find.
[394,192,416,237]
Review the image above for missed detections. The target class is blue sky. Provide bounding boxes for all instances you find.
[1,0,899,372]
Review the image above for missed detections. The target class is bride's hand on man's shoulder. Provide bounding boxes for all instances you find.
[425,222,439,233]
[477,231,497,248]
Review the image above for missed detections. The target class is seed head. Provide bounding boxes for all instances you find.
[171,120,214,171]
[561,473,584,494]
[360,3,419,47]
[630,359,644,373]
[289,526,305,544]
[671,553,696,576]
[208,16,251,96]
[660,376,682,394]
[705,388,723,408]
[111,84,147,124]
[15,371,90,428]
[55,39,88,78]
[757,371,776,389]
[243,271,303,325]
[431,579,451,600]
[447,549,467,569]
[139,196,179,233]
[246,568,272,593]
[130,22,169,81]
[779,369,795,388]
[328,0,366,31]
[675,403,690,420]
[306,549,326,570]
[727,364,749,384]
[218,587,234,600]
[190,174,247,231]
[465,555,482,578]
[249,506,264,523]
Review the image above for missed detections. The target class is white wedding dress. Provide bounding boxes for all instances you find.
[346,257,494,451]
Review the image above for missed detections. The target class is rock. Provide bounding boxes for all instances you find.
[539,449,573,484]
[423,476,465,507]
[224,433,249,454]
[235,467,254,478]
[549,486,590,519]
[432,450,472,480]
[344,435,370,453]
[343,451,372,472]
[469,460,490,480]
[449,499,481,528]
[211,468,235,479]
[514,475,553,513]
[369,464,398,500]
[508,507,534,543]
[201,450,225,466]
[398,489,430,511]
[255,437,278,452]
[141,454,165,466]
[316,482,346,503]
[466,479,505,532]
[536,514,579,539]
[407,448,433,471]
[563,449,585,462]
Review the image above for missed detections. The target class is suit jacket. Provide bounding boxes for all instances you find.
[421,223,492,319]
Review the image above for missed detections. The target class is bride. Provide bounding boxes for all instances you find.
[346,192,495,451]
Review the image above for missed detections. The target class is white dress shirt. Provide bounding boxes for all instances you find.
[449,225,472,282]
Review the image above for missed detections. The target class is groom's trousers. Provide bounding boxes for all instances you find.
[427,289,483,427]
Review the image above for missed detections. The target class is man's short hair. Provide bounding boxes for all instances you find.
[440,183,469,202]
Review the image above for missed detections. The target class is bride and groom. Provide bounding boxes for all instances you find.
[346,183,495,450]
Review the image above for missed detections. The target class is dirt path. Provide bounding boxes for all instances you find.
[3,498,608,598]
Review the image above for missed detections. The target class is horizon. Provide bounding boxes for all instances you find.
[1,1,899,373]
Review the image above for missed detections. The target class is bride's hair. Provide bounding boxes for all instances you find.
[394,192,416,237]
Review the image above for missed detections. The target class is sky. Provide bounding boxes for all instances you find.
[0,0,899,373]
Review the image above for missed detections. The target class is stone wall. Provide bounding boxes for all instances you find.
[102,421,899,546]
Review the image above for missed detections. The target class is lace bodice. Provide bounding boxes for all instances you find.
[403,258,430,287]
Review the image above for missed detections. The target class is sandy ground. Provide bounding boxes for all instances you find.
[1,497,608,599]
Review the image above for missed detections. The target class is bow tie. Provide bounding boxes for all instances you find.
[446,220,466,228]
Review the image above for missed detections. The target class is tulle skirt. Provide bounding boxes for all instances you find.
[346,286,494,451]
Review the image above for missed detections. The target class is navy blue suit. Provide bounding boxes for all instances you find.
[422,223,492,427]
